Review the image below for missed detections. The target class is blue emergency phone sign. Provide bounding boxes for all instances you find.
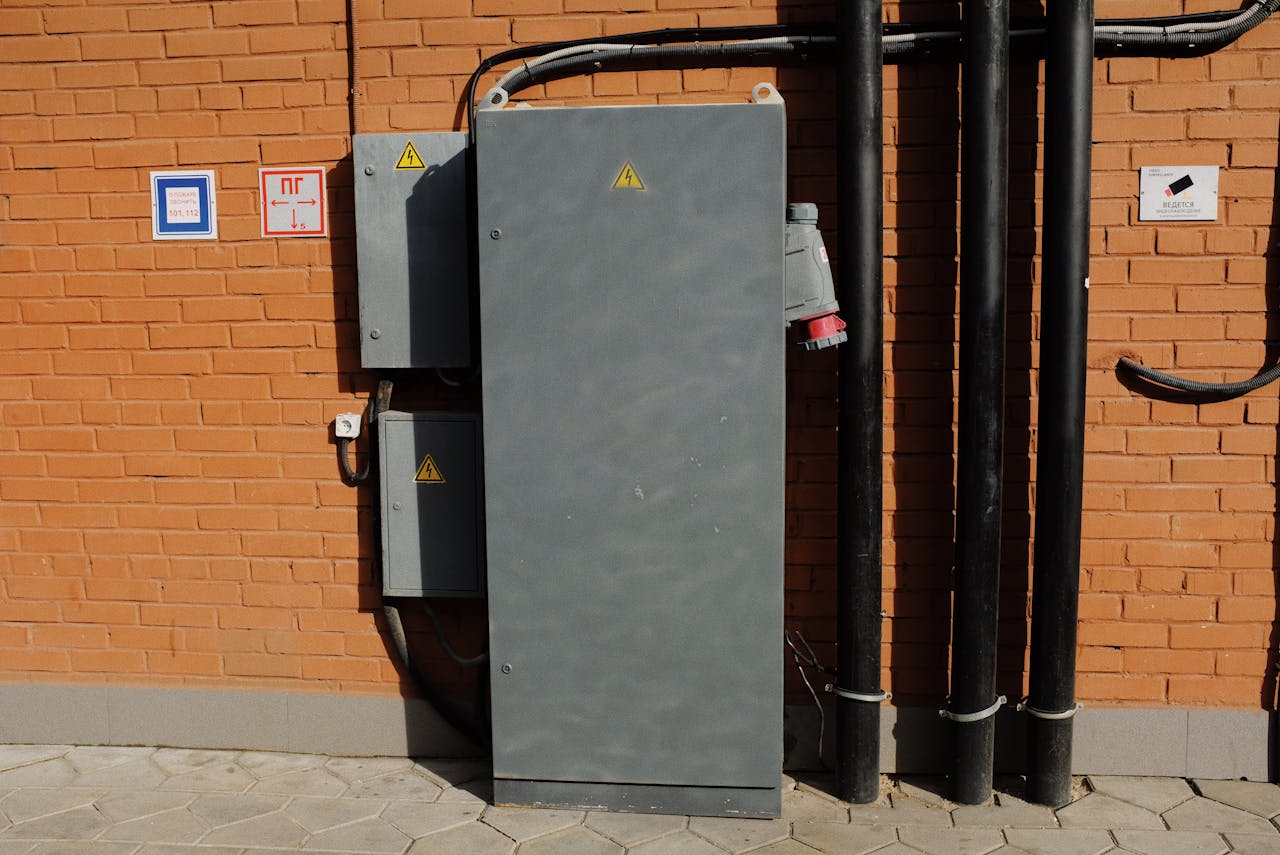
[151,170,217,240]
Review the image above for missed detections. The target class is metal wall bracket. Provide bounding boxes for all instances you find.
[1017,699,1084,720]
[826,685,892,703]
[939,695,1006,723]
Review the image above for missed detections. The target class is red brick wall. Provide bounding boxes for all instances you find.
[2,0,1279,711]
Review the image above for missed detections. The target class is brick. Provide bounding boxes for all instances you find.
[127,5,212,31]
[3,35,80,62]
[1189,112,1279,140]
[213,0,296,25]
[1122,595,1214,622]
[44,7,126,32]
[0,8,42,33]
[1125,649,1214,675]
[81,33,165,60]
[165,29,249,57]
[249,24,335,53]
[1169,622,1264,648]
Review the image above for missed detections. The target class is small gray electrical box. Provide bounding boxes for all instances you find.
[377,411,483,598]
[353,132,471,369]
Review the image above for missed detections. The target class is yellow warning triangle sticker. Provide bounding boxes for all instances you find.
[396,140,426,170]
[612,161,646,190]
[413,453,445,483]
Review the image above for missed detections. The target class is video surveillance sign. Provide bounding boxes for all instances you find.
[1139,166,1219,222]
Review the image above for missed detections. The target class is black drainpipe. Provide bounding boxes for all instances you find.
[1026,0,1094,808]
[835,0,885,805]
[947,0,1011,805]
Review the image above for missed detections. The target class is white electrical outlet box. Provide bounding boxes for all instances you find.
[334,413,361,439]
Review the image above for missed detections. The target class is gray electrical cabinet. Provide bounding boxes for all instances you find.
[377,411,483,598]
[476,94,787,816]
[353,132,471,368]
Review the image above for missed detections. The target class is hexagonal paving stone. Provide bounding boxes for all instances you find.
[1191,780,1280,819]
[250,767,350,797]
[413,758,489,790]
[72,758,168,790]
[1223,831,1280,855]
[2,806,110,841]
[1003,828,1116,855]
[1111,829,1229,855]
[482,806,584,842]
[200,812,310,848]
[28,843,138,855]
[849,800,953,828]
[384,801,485,838]
[783,789,852,823]
[94,790,194,823]
[584,810,686,847]
[152,749,240,776]
[1162,797,1278,835]
[951,802,1058,829]
[0,759,76,789]
[286,795,386,833]
[688,816,790,853]
[1,788,102,823]
[0,747,68,774]
[439,778,493,804]
[188,792,289,827]
[1085,777,1195,814]
[407,822,516,855]
[748,841,827,855]
[326,757,414,783]
[1055,794,1164,830]
[237,751,324,779]
[898,826,1005,855]
[133,847,242,855]
[159,762,257,794]
[627,830,727,855]
[896,778,955,808]
[516,826,624,855]
[304,816,414,853]
[792,820,897,854]
[99,807,209,844]
[344,771,444,801]
[64,746,153,775]
[853,846,928,855]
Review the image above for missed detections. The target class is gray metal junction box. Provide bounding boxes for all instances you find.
[477,95,787,816]
[353,132,471,369]
[377,411,484,598]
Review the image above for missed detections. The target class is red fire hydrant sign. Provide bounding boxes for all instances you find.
[259,166,327,237]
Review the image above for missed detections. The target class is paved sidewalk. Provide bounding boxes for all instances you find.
[1,746,1279,854]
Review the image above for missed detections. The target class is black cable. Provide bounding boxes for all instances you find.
[338,380,490,745]
[337,437,370,483]
[336,379,392,486]
[1118,356,1280,399]
[464,24,822,142]
[423,599,488,668]
[383,602,488,745]
[464,2,1279,118]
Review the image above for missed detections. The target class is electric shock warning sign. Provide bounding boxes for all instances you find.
[396,141,426,170]
[612,161,646,190]
[414,454,445,484]
[1139,165,1219,222]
